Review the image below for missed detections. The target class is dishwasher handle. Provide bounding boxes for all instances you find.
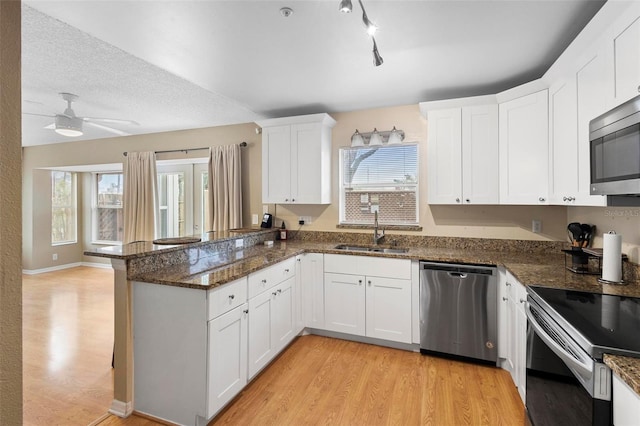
[448,272,467,279]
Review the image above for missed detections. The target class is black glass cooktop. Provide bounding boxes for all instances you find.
[528,286,640,359]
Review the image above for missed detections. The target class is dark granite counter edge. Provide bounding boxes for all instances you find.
[604,354,640,396]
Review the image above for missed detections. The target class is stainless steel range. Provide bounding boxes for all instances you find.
[526,286,640,426]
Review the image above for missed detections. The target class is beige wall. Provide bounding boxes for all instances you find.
[568,206,640,263]
[0,1,22,423]
[23,123,262,270]
[23,104,571,270]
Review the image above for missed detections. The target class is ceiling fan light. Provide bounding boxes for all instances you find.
[339,0,352,13]
[54,115,83,137]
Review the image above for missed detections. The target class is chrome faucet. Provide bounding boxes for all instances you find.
[373,210,385,245]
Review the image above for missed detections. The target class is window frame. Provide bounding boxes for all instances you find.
[91,171,124,245]
[51,171,78,246]
[339,143,419,226]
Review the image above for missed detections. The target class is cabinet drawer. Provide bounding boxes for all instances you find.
[324,254,411,280]
[208,277,248,320]
[248,257,296,299]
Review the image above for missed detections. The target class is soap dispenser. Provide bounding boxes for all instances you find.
[279,221,288,241]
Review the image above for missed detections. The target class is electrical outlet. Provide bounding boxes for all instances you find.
[532,220,542,234]
[299,216,312,225]
[252,214,259,225]
[52,253,58,261]
[235,239,244,248]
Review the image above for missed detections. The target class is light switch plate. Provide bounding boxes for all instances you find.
[532,220,542,233]
[252,214,259,225]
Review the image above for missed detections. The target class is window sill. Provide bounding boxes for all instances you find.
[336,224,422,232]
[91,241,123,246]
[52,241,78,247]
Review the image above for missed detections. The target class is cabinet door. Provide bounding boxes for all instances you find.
[247,290,275,379]
[514,281,528,404]
[574,46,608,206]
[612,9,640,105]
[497,270,512,369]
[272,277,295,352]
[365,276,412,343]
[461,104,499,204]
[613,374,640,426]
[324,272,366,336]
[207,304,248,418]
[291,122,330,204]
[301,253,325,329]
[499,90,549,204]
[427,108,463,204]
[548,79,579,205]
[262,125,291,203]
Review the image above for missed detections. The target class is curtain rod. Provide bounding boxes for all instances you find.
[122,141,248,157]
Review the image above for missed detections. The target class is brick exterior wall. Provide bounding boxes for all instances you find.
[344,190,417,224]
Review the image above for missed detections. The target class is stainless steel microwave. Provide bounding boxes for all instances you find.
[590,94,640,195]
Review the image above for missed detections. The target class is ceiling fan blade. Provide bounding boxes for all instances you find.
[85,121,131,136]
[83,117,139,126]
[23,112,56,118]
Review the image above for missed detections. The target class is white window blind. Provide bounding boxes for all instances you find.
[340,144,418,225]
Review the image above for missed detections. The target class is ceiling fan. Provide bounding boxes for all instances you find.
[24,92,139,137]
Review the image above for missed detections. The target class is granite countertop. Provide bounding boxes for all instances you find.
[107,236,640,397]
[604,354,640,395]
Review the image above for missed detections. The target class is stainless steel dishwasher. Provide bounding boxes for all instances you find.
[419,261,497,363]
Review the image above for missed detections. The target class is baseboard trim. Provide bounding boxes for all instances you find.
[22,262,83,275]
[108,399,133,418]
[81,261,112,269]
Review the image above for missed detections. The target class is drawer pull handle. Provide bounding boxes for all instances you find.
[284,269,290,273]
[228,294,235,300]
[261,279,267,284]
[272,291,278,296]
[277,289,282,294]
[243,309,249,314]
[506,282,511,287]
[502,297,508,301]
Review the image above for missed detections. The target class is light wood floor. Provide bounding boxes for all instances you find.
[24,266,525,426]
[23,266,115,425]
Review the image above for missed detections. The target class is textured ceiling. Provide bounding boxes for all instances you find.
[22,0,607,147]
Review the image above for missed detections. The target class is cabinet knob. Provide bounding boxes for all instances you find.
[285,198,289,202]
[563,196,568,201]
[506,282,511,286]
[502,297,508,301]
[292,198,295,202]
[243,309,249,314]
[284,269,290,273]
[637,85,640,93]
[520,298,526,304]
[368,280,372,286]
[465,199,470,203]
[538,197,546,202]
[277,289,282,294]
[272,291,278,296]
[456,198,460,203]
[358,279,362,285]
[261,279,267,284]
[228,294,235,300]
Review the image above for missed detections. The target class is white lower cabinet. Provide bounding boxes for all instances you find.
[207,304,248,418]
[613,373,640,425]
[247,275,296,380]
[498,268,527,403]
[300,253,325,329]
[323,254,413,344]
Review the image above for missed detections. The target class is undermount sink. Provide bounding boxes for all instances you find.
[334,244,409,254]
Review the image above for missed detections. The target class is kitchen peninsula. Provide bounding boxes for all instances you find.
[86,229,640,425]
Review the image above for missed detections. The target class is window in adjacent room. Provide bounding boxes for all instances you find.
[93,172,124,244]
[51,171,77,245]
[339,144,419,225]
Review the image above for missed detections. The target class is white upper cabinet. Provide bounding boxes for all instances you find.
[548,79,579,205]
[257,113,336,204]
[422,97,498,205]
[499,90,549,205]
[611,4,640,105]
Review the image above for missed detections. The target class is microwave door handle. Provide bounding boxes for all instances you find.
[525,302,593,379]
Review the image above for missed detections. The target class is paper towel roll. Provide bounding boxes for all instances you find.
[602,231,622,283]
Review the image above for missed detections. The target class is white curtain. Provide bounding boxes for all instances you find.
[208,145,242,231]
[123,151,158,243]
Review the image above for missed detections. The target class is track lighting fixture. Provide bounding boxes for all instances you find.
[340,0,384,66]
[339,0,352,13]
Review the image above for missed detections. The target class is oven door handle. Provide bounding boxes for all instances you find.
[525,302,593,379]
